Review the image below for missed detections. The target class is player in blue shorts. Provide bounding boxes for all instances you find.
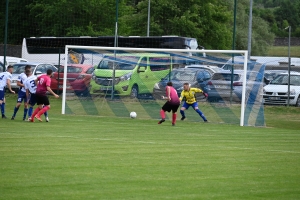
[11,65,31,120]
[179,82,208,122]
[0,65,15,119]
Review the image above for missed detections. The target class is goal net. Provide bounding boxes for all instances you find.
[61,46,266,127]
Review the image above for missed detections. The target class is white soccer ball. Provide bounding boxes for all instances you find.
[130,111,137,119]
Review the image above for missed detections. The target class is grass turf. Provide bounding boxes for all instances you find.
[267,46,300,57]
[1,96,300,199]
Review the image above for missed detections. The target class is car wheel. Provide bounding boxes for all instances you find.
[296,97,300,107]
[130,85,139,99]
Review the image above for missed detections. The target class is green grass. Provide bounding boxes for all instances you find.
[1,96,300,199]
[267,46,300,57]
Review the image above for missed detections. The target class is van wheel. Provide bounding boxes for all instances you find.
[130,85,139,99]
[296,97,300,107]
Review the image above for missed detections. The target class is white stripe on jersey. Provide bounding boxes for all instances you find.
[18,72,28,92]
[24,75,37,94]
[0,72,12,90]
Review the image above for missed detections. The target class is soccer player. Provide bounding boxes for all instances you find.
[11,65,31,120]
[179,83,208,122]
[30,69,59,122]
[158,81,180,126]
[0,65,16,119]
[24,69,49,122]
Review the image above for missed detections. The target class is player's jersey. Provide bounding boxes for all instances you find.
[166,86,180,105]
[180,88,203,104]
[36,74,51,96]
[24,75,37,94]
[17,72,28,92]
[0,71,12,90]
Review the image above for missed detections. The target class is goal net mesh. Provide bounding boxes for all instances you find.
[61,46,265,127]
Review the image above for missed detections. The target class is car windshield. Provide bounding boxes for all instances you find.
[13,64,36,74]
[212,73,240,81]
[270,74,300,85]
[168,70,196,81]
[97,56,138,70]
[59,66,82,73]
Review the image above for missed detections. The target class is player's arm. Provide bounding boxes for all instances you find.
[179,91,184,102]
[6,79,15,94]
[193,88,208,97]
[46,86,59,98]
[17,80,25,87]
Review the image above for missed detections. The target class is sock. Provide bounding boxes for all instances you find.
[31,107,42,120]
[180,110,185,118]
[196,109,207,121]
[1,103,5,115]
[44,111,48,117]
[160,109,165,119]
[37,106,50,117]
[28,107,33,118]
[172,113,177,124]
[13,107,19,117]
[23,108,28,119]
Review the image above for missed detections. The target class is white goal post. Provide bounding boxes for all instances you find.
[62,45,248,126]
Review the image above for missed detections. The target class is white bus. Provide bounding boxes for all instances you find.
[21,36,201,66]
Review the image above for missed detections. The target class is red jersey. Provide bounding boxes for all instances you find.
[166,86,180,105]
[36,75,51,96]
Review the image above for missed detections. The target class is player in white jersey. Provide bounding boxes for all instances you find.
[0,65,15,119]
[11,65,31,120]
[24,69,49,122]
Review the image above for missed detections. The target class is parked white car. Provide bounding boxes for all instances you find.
[0,56,28,71]
[11,62,57,91]
[263,72,300,107]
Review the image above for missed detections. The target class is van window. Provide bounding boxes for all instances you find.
[149,57,171,71]
[98,56,138,70]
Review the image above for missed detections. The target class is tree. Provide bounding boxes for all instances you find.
[121,0,232,49]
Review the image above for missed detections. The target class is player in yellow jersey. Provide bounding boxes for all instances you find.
[179,83,208,122]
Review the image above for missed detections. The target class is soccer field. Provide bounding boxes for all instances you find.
[1,95,300,199]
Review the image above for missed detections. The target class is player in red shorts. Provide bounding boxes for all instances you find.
[30,69,59,122]
[158,81,180,126]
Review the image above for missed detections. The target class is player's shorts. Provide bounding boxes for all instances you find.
[162,101,180,113]
[0,90,4,101]
[182,102,198,110]
[17,90,27,103]
[36,94,50,106]
[28,93,37,106]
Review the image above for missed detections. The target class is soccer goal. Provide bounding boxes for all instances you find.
[61,45,266,127]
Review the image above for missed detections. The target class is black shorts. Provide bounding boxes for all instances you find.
[162,101,180,113]
[36,94,50,106]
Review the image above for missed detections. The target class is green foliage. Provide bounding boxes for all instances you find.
[2,0,300,55]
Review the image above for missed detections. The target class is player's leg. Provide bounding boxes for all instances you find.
[22,96,29,121]
[43,105,49,122]
[27,94,36,121]
[180,102,189,120]
[35,96,50,122]
[12,91,25,119]
[0,91,6,118]
[192,103,208,122]
[171,104,180,126]
[158,102,170,124]
[30,95,44,122]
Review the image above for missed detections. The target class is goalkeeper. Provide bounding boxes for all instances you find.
[179,83,208,122]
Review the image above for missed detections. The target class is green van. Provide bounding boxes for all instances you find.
[89,53,172,98]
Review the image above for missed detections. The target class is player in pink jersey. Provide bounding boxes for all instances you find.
[30,69,59,122]
[158,81,180,126]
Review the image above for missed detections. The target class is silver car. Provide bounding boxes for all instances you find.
[11,62,57,91]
